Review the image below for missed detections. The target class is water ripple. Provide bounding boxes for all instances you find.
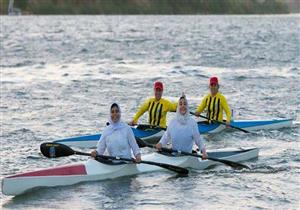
[1,15,299,210]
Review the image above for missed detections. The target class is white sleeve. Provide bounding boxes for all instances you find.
[96,134,106,155]
[159,122,172,146]
[127,126,141,156]
[192,120,205,151]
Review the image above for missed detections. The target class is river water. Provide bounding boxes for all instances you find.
[1,15,299,209]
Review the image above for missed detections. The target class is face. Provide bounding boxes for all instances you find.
[209,84,219,95]
[111,106,121,123]
[179,98,187,115]
[154,88,163,100]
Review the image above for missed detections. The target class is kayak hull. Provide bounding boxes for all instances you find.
[2,147,259,196]
[53,118,294,148]
[2,163,140,196]
[230,119,293,131]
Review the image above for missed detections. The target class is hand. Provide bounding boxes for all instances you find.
[201,149,207,160]
[134,154,142,163]
[91,150,97,158]
[155,143,162,151]
[226,122,231,128]
[128,120,137,126]
[194,112,200,117]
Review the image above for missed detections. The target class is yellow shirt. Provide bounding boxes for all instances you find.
[133,98,177,128]
[196,92,231,123]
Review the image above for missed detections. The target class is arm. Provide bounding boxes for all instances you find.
[156,124,172,149]
[127,126,141,157]
[221,95,231,124]
[96,134,106,155]
[192,120,205,152]
[193,127,207,159]
[132,99,150,124]
[168,100,177,112]
[195,95,208,115]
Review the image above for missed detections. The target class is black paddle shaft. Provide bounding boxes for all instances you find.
[160,147,250,170]
[40,142,189,175]
[135,138,250,170]
[189,111,250,133]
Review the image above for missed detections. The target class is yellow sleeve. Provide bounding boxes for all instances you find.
[168,101,177,112]
[196,95,208,113]
[220,95,231,123]
[133,99,150,123]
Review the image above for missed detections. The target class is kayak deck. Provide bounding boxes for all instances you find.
[54,126,165,148]
[53,118,294,148]
[2,147,259,196]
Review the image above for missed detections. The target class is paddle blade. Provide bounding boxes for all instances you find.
[135,137,155,148]
[40,142,75,158]
[136,138,147,148]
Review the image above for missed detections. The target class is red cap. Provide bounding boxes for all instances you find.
[154,81,163,90]
[210,77,218,85]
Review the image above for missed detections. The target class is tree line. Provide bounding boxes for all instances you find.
[0,0,294,15]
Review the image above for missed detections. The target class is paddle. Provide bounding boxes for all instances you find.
[136,138,250,170]
[40,142,189,175]
[108,122,166,131]
[189,111,250,133]
[136,124,166,131]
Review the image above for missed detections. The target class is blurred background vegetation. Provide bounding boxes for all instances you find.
[0,0,299,15]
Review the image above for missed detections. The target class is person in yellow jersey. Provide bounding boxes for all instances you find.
[195,76,231,126]
[129,81,177,128]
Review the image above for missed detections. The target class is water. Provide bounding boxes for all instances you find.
[1,15,300,209]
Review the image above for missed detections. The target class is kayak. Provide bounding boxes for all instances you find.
[2,147,259,196]
[54,118,294,148]
[54,126,165,148]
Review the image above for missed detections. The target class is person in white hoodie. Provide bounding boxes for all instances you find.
[91,103,141,163]
[156,95,207,159]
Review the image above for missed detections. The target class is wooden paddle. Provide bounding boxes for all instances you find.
[190,111,250,133]
[136,138,250,170]
[40,142,189,175]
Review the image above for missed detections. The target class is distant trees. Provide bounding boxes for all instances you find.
[0,0,291,15]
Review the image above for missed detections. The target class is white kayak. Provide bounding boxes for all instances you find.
[2,147,259,196]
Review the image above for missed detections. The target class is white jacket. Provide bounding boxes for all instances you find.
[159,117,205,153]
[96,124,140,159]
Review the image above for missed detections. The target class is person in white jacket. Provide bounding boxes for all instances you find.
[91,103,141,163]
[156,95,207,159]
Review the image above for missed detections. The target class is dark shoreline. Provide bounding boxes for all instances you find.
[1,0,299,15]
